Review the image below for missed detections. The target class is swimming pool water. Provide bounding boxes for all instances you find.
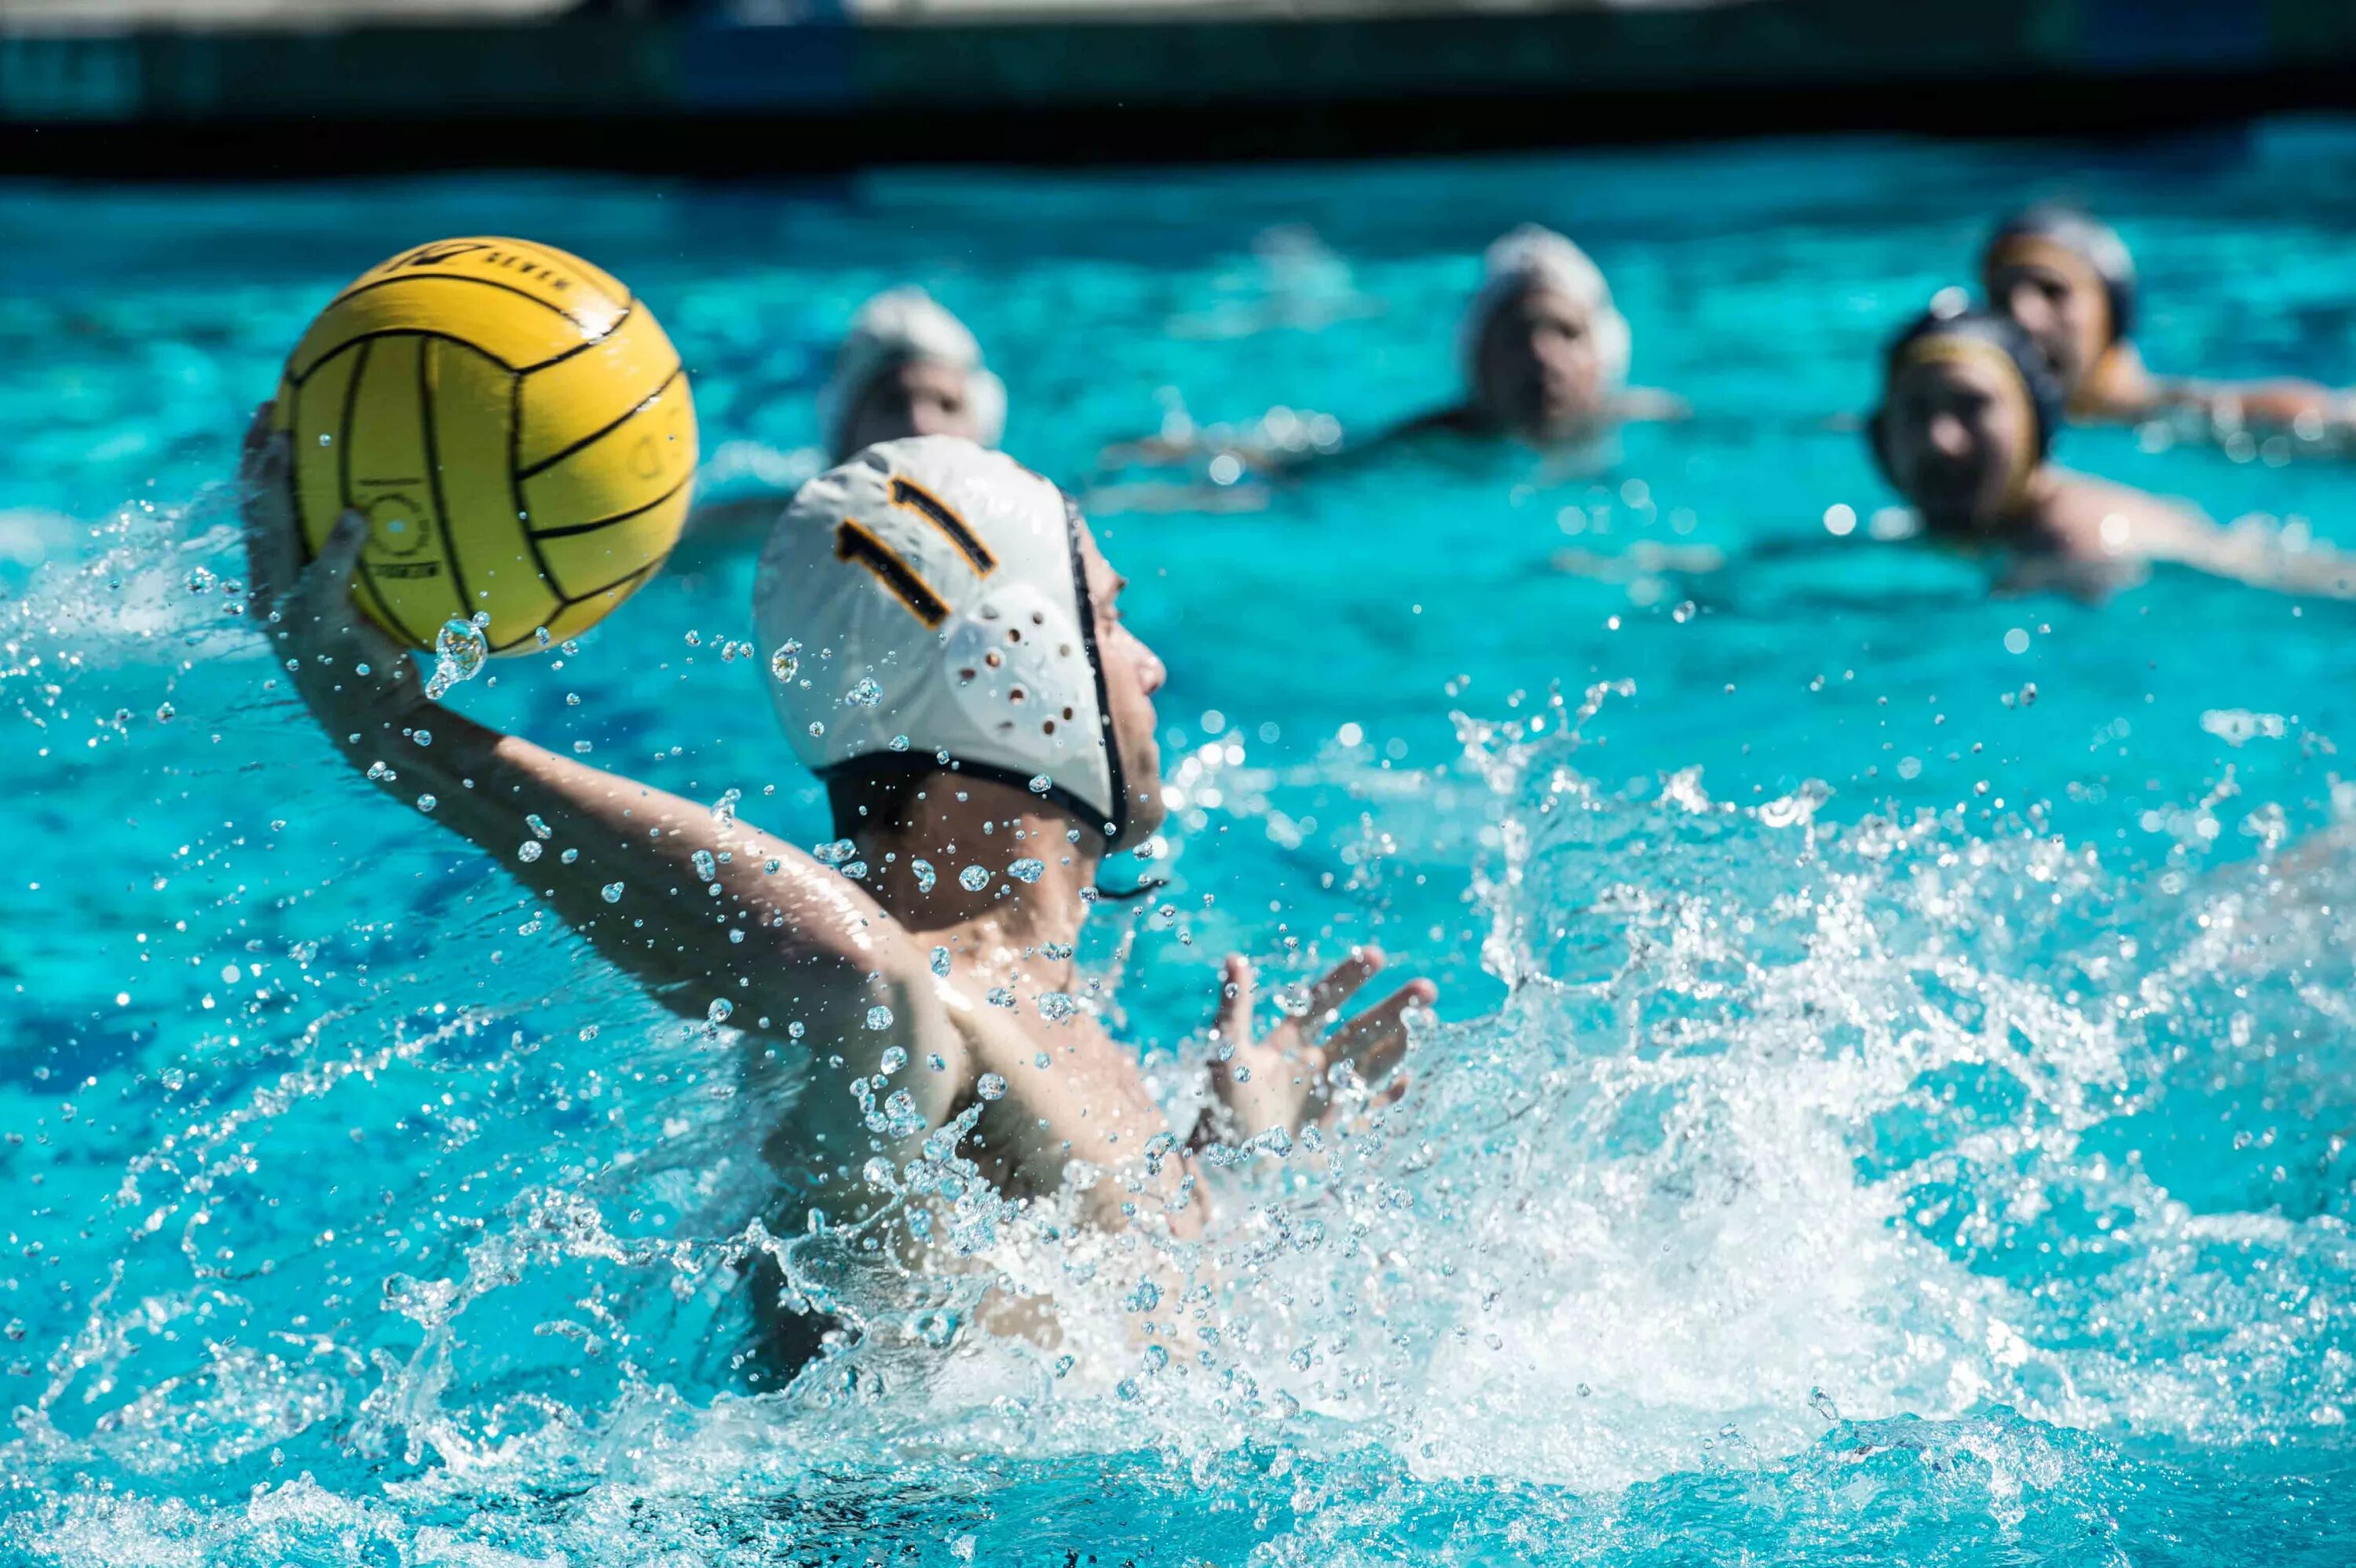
[8,122,2356,1563]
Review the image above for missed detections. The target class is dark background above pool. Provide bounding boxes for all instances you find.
[7,0,2356,174]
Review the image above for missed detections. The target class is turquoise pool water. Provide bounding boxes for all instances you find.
[9,122,2356,1563]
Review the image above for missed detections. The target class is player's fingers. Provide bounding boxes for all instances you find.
[1300,945,1385,1030]
[240,430,298,618]
[293,510,368,624]
[1324,978,1437,1083]
[1212,954,1254,1054]
[240,400,276,462]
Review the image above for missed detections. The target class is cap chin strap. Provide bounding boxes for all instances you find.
[1055,492,1161,901]
[1090,876,1167,903]
[1060,490,1129,850]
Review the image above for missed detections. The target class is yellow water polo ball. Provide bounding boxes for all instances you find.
[271,236,697,653]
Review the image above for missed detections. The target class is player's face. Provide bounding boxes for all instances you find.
[841,359,982,455]
[1475,283,1608,439]
[1076,525,1166,846]
[1883,355,2036,528]
[1987,256,2107,394]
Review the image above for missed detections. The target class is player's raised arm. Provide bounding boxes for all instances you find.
[240,415,924,1033]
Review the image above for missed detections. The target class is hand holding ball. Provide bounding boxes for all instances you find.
[271,237,697,652]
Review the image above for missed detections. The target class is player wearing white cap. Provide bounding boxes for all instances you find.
[688,287,1010,546]
[240,424,1436,1369]
[1392,224,1684,448]
[1098,225,1680,488]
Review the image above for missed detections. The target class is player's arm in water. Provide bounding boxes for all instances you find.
[2080,343,2353,435]
[238,417,949,1065]
[1994,470,2356,601]
[1096,385,1688,486]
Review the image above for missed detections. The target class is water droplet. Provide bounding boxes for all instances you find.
[1008,857,1044,884]
[711,787,741,826]
[601,882,624,904]
[959,864,992,893]
[518,841,543,863]
[1029,773,1052,794]
[807,722,825,738]
[879,1046,907,1076]
[316,431,333,447]
[1037,992,1077,1022]
[691,849,718,883]
[411,728,431,747]
[911,858,937,893]
[988,987,1016,1009]
[927,1053,947,1072]
[1808,1386,1842,1423]
[185,567,214,594]
[525,813,551,839]
[865,1005,893,1030]
[154,701,175,723]
[561,848,579,864]
[425,616,488,700]
[814,838,855,866]
[845,676,882,707]
[1033,1051,1051,1069]
[770,640,802,683]
[888,734,910,752]
[977,1073,1007,1100]
[415,793,437,813]
[707,997,734,1024]
[862,1156,895,1190]
[930,945,952,977]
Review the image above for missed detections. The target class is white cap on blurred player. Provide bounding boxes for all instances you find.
[1459,225,1631,396]
[819,289,1008,462]
[753,435,1125,837]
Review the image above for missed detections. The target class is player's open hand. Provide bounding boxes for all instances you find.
[1205,945,1433,1142]
[240,404,418,730]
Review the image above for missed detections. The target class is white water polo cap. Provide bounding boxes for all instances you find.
[1459,224,1633,397]
[755,435,1127,838]
[819,288,1008,462]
